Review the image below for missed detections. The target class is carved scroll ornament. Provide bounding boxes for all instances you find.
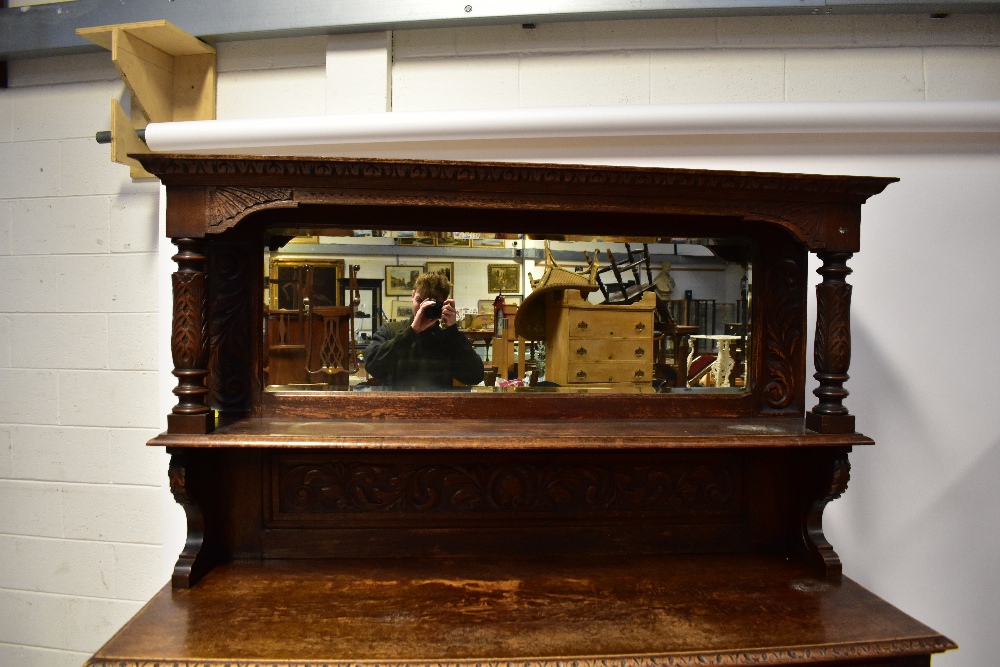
[275,459,739,521]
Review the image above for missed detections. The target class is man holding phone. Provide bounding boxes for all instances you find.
[364,272,485,389]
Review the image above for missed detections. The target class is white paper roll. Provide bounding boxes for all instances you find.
[143,101,1000,153]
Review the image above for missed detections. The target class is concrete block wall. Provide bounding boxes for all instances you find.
[0,55,165,667]
[390,16,1000,110]
[0,11,997,666]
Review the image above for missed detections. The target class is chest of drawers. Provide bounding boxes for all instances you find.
[544,290,656,387]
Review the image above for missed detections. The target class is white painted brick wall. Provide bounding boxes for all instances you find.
[0,256,61,312]
[0,92,10,142]
[0,480,63,537]
[217,35,327,72]
[9,425,160,485]
[11,81,122,143]
[0,369,59,424]
[58,370,160,428]
[55,254,158,313]
[0,315,10,368]
[393,56,519,111]
[520,52,652,107]
[326,32,392,114]
[853,13,1000,46]
[0,200,11,254]
[0,644,90,667]
[0,51,119,87]
[12,196,110,255]
[217,67,327,119]
[62,483,163,543]
[0,13,996,666]
[216,35,329,119]
[785,48,927,101]
[0,141,61,199]
[10,314,108,369]
[650,50,785,104]
[1,47,168,663]
[392,16,1000,111]
[110,194,160,254]
[717,15,856,47]
[0,426,11,478]
[925,47,1000,100]
[108,313,159,371]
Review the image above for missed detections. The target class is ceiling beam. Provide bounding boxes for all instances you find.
[3,0,999,60]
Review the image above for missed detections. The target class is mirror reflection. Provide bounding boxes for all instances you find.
[263,231,751,394]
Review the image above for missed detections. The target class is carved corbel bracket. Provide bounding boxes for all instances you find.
[799,449,851,581]
[168,450,211,588]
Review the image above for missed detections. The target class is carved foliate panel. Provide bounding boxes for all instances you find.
[271,453,741,525]
[208,235,258,412]
[760,256,806,414]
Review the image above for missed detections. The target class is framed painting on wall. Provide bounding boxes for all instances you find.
[390,299,414,321]
[472,238,506,249]
[268,257,345,310]
[487,264,521,294]
[385,265,423,296]
[425,261,454,286]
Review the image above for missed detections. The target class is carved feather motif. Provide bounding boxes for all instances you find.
[208,186,292,228]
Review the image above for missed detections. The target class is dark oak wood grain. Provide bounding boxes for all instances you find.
[85,555,954,667]
[84,155,953,665]
[150,417,874,449]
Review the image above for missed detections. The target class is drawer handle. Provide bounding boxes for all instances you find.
[635,322,646,332]
[577,321,589,331]
[635,347,645,357]
[634,369,645,378]
[576,370,588,380]
[576,346,588,356]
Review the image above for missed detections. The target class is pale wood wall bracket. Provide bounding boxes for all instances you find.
[77,20,216,179]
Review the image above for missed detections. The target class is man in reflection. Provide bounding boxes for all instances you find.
[364,272,485,389]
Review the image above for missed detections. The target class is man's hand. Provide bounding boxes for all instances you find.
[411,299,437,333]
[440,298,458,328]
[412,298,458,332]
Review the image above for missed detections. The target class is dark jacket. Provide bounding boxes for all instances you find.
[364,319,485,389]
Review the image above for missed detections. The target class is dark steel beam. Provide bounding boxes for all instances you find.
[2,0,998,60]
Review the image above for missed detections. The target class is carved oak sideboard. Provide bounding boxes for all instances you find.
[85,155,955,667]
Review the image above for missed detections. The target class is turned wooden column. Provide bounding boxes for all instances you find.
[806,252,855,434]
[168,238,215,434]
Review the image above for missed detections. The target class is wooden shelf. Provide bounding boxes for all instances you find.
[149,417,875,450]
[85,554,954,667]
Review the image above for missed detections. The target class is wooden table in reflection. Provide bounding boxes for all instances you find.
[462,329,494,361]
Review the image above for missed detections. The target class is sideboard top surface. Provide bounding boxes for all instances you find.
[86,554,954,667]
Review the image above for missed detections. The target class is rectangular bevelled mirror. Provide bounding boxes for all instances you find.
[262,228,752,396]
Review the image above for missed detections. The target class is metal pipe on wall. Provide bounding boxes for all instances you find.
[142,101,1000,153]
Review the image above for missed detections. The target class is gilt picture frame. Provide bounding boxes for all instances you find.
[487,264,521,294]
[385,265,423,296]
[425,261,454,286]
[390,299,414,321]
